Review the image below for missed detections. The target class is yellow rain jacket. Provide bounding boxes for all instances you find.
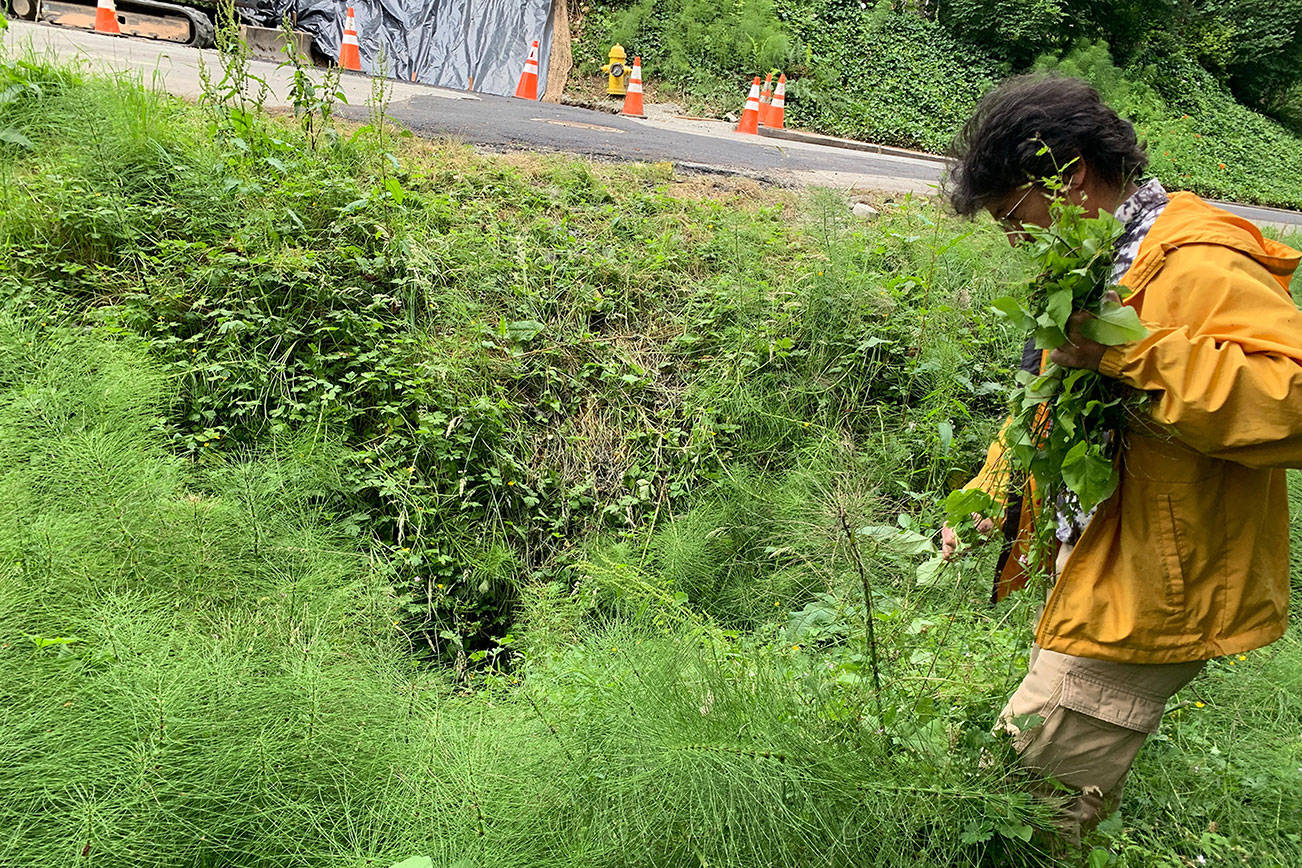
[968,192,1302,663]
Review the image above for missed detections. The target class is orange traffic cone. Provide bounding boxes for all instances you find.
[338,6,361,71]
[735,76,761,134]
[768,74,786,130]
[94,0,121,35]
[758,73,773,126]
[515,40,540,100]
[621,56,646,118]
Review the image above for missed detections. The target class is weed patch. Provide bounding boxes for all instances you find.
[0,54,1299,867]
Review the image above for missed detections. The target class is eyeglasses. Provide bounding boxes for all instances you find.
[996,184,1036,231]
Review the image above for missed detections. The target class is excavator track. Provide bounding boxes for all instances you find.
[7,0,216,48]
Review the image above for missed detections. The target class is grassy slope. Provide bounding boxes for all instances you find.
[1,51,1301,868]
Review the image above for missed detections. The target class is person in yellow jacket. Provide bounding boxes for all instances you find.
[943,75,1301,843]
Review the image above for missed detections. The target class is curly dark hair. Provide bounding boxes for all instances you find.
[946,75,1149,217]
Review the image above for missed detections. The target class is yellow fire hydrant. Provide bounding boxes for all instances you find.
[600,44,630,96]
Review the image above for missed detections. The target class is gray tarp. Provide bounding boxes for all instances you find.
[246,0,553,95]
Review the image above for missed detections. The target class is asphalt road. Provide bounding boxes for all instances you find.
[361,89,945,193]
[3,21,938,193]
[5,20,1301,228]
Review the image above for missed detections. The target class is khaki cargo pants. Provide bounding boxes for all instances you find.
[997,548,1205,843]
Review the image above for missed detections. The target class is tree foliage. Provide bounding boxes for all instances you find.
[935,0,1070,67]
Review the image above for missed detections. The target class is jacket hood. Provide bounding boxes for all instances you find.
[1138,192,1300,285]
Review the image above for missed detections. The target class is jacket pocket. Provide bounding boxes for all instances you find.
[1153,493,1187,612]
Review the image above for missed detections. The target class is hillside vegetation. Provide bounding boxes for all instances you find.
[1,43,1301,868]
[572,0,1302,209]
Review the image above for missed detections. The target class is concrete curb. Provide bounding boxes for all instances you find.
[1208,199,1302,224]
[758,126,948,165]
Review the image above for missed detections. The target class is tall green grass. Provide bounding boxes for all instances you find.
[0,324,1050,867]
[0,50,1300,868]
[0,47,1027,663]
[4,322,1297,867]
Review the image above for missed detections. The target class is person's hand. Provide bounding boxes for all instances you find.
[1049,290,1120,371]
[940,515,996,561]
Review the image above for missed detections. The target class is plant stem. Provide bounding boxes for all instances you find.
[837,505,883,723]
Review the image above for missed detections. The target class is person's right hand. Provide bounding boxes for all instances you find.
[940,516,995,561]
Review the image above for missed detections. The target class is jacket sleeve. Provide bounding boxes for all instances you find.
[965,424,1009,499]
[963,418,1014,519]
[1098,245,1302,469]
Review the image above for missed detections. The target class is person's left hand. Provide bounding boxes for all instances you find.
[1049,290,1120,371]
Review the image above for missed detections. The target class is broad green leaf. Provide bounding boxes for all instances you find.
[1058,367,1090,398]
[1024,370,1060,401]
[936,420,953,454]
[1034,323,1066,349]
[0,128,33,149]
[1008,712,1045,731]
[990,296,1036,331]
[856,525,936,556]
[1081,300,1147,345]
[1011,441,1038,468]
[997,822,1034,842]
[1088,848,1115,868]
[505,320,545,342]
[0,83,35,105]
[915,555,948,586]
[384,175,407,205]
[388,858,433,868]
[904,617,936,635]
[942,488,998,530]
[1044,288,1073,329]
[1060,441,1118,510]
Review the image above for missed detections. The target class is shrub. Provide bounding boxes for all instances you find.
[936,0,1068,66]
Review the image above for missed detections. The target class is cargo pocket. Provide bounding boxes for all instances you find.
[1058,671,1166,734]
